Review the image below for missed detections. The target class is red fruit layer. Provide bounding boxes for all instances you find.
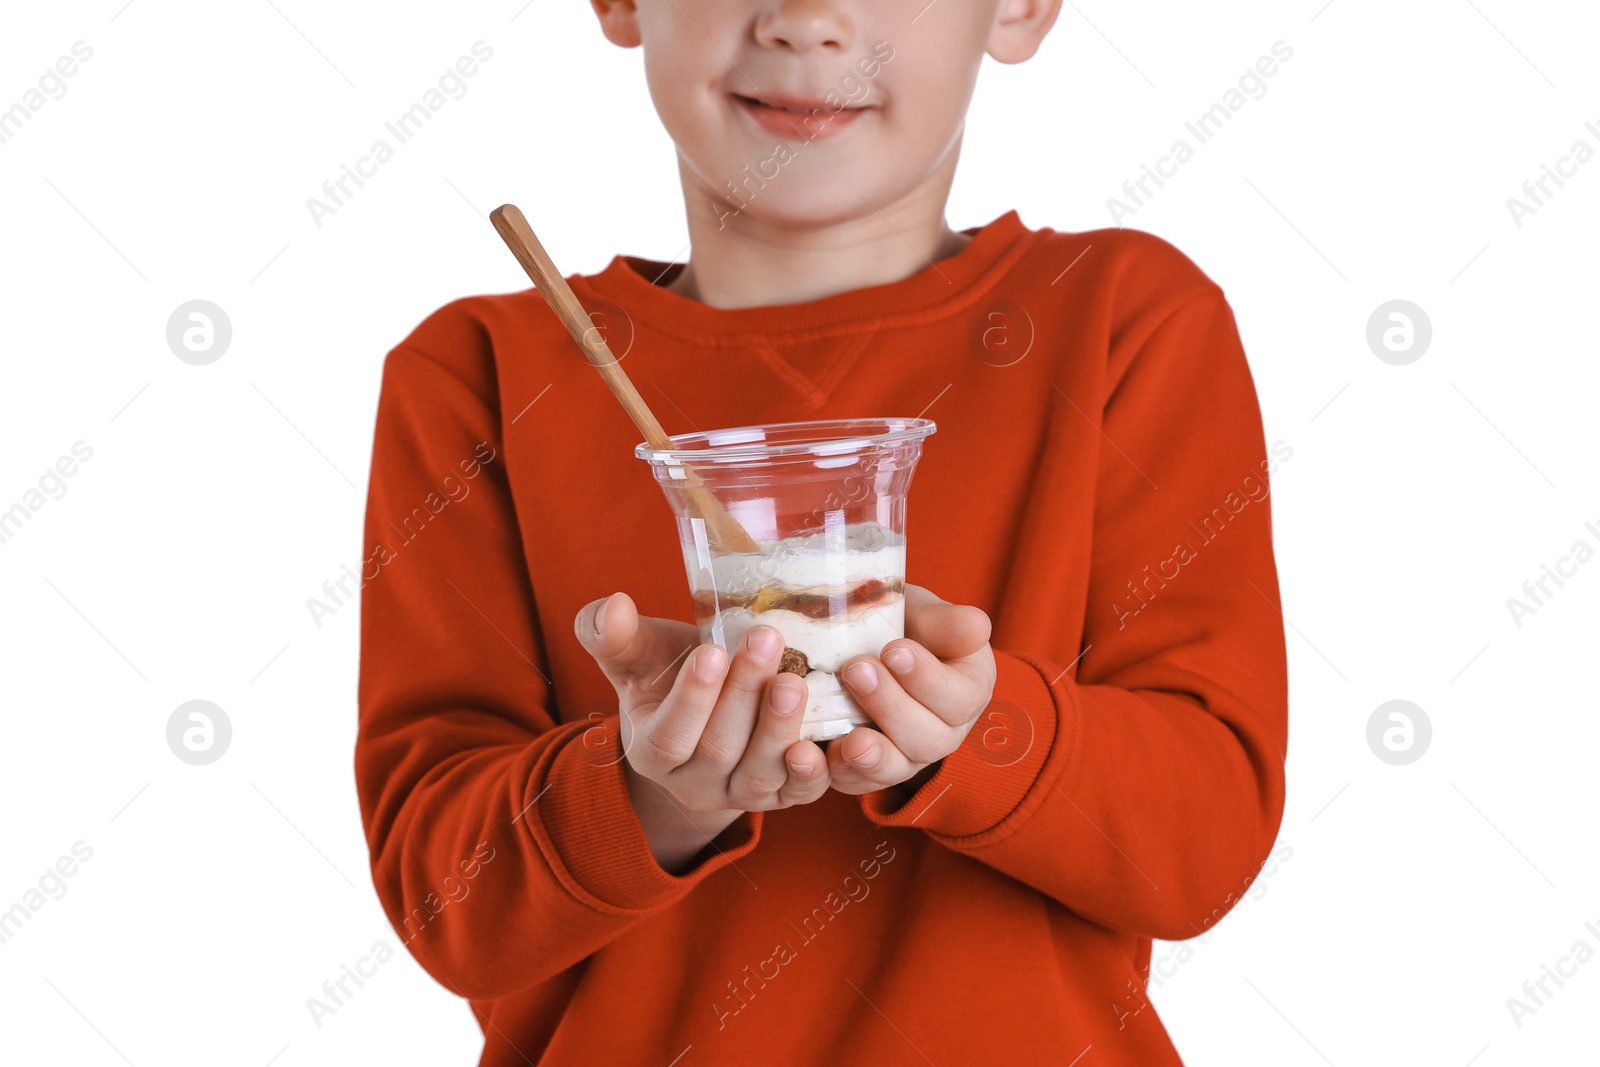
[692,577,903,627]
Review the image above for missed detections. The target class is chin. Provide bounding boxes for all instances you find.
[693,152,917,229]
[728,183,878,227]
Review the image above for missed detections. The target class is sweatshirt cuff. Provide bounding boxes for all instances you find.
[531,716,763,913]
[859,649,1062,839]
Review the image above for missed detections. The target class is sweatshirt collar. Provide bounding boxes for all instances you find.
[574,209,1035,342]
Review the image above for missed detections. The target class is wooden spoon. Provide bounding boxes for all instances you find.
[489,204,760,554]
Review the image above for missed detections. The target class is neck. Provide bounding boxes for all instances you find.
[665,147,972,309]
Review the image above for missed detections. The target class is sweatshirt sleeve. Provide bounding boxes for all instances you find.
[859,287,1288,942]
[355,340,762,1002]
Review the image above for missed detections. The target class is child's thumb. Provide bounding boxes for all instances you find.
[576,591,631,659]
[906,586,992,659]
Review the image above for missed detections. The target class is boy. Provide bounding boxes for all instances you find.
[356,1,1288,1063]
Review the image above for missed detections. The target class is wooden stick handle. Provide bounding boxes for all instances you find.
[488,204,759,554]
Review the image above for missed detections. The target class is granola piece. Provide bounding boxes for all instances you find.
[778,646,810,676]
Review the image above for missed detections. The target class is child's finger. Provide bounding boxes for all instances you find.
[691,626,784,771]
[632,644,727,778]
[774,739,830,807]
[838,656,955,764]
[902,584,992,660]
[726,674,809,807]
[875,639,986,729]
[823,728,916,796]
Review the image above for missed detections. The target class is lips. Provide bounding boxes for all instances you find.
[731,91,870,141]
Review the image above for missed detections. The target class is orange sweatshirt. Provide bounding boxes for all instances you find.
[356,210,1288,1065]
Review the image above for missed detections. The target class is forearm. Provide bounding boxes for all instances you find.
[363,727,623,997]
[859,649,1286,939]
[362,716,763,999]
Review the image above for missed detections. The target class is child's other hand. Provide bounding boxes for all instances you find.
[825,584,996,797]
[574,592,831,821]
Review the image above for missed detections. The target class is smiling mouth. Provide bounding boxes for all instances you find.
[729,90,872,142]
[732,92,868,115]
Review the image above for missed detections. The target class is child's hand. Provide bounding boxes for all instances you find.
[574,592,831,852]
[825,584,997,796]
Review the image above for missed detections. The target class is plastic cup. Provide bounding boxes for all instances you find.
[636,418,936,742]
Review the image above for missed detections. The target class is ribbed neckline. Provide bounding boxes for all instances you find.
[574,209,1035,341]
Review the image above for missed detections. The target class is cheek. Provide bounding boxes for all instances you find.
[639,13,717,115]
[891,50,979,145]
[833,82,962,199]
[641,40,739,176]
[643,47,701,127]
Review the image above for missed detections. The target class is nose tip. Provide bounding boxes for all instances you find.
[755,0,855,52]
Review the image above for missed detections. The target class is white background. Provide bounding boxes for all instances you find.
[2,1,1597,1064]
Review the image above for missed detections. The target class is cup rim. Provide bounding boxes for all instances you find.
[635,417,936,465]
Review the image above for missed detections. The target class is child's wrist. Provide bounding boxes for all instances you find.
[623,761,743,871]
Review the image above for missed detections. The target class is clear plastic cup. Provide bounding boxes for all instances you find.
[636,418,936,742]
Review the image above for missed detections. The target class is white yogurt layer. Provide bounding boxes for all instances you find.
[687,520,908,742]
[683,520,905,599]
[712,601,904,742]
[710,599,904,675]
